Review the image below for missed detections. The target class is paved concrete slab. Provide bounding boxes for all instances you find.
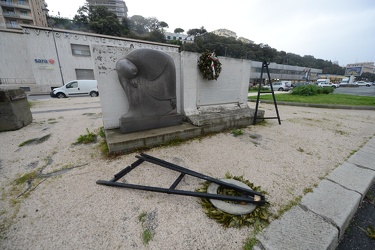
[326,162,375,201]
[255,206,338,250]
[347,149,375,171]
[300,179,361,238]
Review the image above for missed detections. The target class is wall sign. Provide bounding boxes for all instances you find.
[34,59,55,64]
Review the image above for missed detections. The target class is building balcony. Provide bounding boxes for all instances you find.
[5,22,21,29]
[3,12,20,18]
[0,1,31,10]
[3,13,33,20]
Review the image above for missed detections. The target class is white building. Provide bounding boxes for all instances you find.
[164,32,194,43]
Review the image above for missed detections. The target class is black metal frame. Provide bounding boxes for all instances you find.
[96,153,266,205]
[253,61,281,125]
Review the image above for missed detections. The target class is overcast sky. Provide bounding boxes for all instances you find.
[47,0,375,67]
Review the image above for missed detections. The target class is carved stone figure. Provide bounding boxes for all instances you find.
[116,48,181,133]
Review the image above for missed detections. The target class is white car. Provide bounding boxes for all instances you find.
[271,81,292,91]
[354,81,371,87]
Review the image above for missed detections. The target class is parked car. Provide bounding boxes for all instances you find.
[50,80,99,98]
[354,81,371,87]
[316,79,339,88]
[271,81,292,91]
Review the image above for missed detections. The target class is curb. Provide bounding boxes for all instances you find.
[248,99,375,111]
[254,137,375,250]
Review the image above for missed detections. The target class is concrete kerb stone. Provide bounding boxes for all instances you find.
[254,206,339,250]
[347,148,375,171]
[325,161,375,202]
[300,179,361,239]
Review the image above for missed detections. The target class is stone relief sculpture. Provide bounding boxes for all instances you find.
[116,48,182,133]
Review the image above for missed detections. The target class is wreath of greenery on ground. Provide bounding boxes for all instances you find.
[196,172,270,230]
[197,50,222,80]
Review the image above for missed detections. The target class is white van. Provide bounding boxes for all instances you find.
[50,80,99,98]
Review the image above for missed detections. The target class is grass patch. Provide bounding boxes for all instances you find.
[19,134,51,147]
[249,93,375,106]
[15,171,39,185]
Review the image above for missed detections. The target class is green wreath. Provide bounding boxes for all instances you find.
[197,50,222,80]
[196,172,270,229]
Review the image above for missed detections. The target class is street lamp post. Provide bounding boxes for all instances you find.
[52,27,64,86]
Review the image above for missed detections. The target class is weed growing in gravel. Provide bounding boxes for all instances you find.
[297,147,304,153]
[75,128,96,144]
[275,195,302,219]
[357,225,375,239]
[243,236,259,250]
[303,187,313,194]
[98,126,105,138]
[231,128,243,137]
[138,211,154,245]
[334,129,348,135]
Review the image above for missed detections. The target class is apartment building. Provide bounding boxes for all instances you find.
[86,0,127,20]
[0,0,47,29]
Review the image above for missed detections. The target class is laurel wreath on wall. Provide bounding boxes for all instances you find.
[197,50,222,80]
[195,172,270,229]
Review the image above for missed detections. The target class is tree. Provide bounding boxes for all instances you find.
[73,5,90,31]
[187,26,207,36]
[89,6,123,36]
[159,21,169,31]
[73,5,123,36]
[47,16,75,30]
[174,28,184,33]
[144,29,167,43]
[128,15,149,35]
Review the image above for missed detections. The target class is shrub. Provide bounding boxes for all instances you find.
[292,85,333,96]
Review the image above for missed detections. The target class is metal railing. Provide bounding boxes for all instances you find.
[0,78,36,85]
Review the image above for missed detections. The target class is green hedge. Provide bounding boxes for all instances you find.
[291,85,334,96]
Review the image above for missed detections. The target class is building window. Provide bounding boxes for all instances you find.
[75,69,95,80]
[71,44,91,56]
[20,10,28,16]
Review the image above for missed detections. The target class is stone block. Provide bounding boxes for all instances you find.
[0,89,32,131]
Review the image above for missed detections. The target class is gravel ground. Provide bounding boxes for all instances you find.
[1,97,375,250]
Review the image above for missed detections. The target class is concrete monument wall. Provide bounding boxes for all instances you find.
[93,45,254,131]
[92,45,181,130]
